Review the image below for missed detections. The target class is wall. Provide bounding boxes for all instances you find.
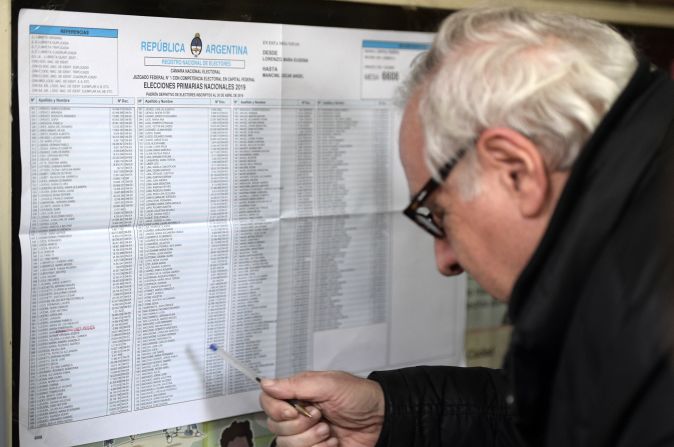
[338,0,674,27]
[1,0,12,445]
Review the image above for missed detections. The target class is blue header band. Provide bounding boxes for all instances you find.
[29,25,118,38]
[362,40,430,50]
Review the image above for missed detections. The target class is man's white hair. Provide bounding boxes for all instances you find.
[406,7,637,196]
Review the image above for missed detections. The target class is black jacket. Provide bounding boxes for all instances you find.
[369,59,674,446]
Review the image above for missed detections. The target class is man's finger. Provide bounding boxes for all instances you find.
[260,392,322,422]
[274,421,332,447]
[266,407,320,436]
[260,391,298,421]
[312,438,339,447]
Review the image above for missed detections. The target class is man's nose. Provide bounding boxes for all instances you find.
[434,237,463,276]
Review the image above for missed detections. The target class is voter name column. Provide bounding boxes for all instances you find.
[134,98,209,410]
[27,97,113,429]
[227,99,281,392]
[312,100,392,371]
[107,97,136,415]
[276,99,316,377]
[204,98,232,398]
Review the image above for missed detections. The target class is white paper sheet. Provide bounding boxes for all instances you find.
[17,9,466,446]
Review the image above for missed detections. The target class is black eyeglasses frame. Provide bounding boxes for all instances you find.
[402,148,467,239]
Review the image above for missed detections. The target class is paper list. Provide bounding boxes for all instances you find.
[19,13,462,447]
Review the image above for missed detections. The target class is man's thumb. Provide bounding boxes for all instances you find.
[259,372,329,401]
[259,377,299,400]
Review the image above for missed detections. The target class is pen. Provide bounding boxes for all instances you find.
[208,343,312,418]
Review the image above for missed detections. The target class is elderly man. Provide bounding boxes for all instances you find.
[260,7,674,447]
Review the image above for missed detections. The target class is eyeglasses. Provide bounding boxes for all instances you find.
[403,148,467,239]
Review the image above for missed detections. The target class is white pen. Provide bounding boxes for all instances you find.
[208,343,312,418]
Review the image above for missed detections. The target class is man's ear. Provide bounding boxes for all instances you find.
[475,128,549,217]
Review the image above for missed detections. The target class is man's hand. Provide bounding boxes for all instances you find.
[259,371,385,447]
